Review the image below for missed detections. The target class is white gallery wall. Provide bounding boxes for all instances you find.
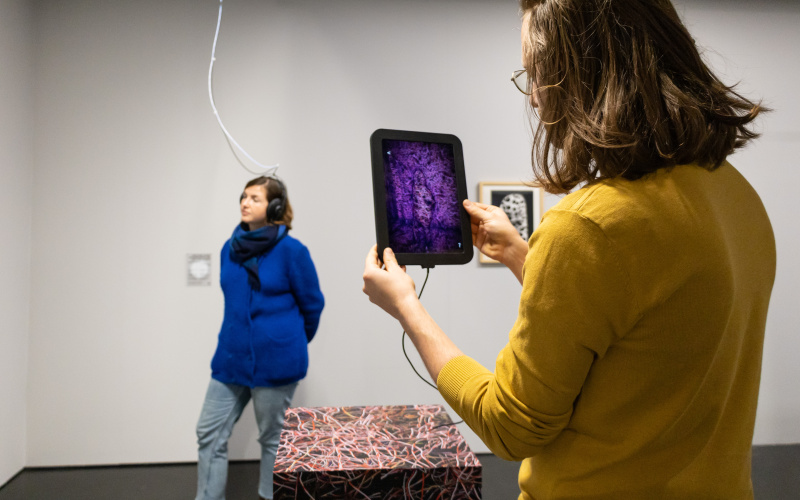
[0,0,796,479]
[0,0,34,485]
[695,1,800,445]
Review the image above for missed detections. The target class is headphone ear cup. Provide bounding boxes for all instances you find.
[266,198,284,223]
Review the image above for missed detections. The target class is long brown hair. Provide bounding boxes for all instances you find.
[519,0,767,194]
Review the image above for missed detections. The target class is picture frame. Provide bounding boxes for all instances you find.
[477,182,544,264]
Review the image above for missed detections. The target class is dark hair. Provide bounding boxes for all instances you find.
[519,0,767,194]
[243,176,293,229]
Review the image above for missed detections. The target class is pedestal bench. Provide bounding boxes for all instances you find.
[273,404,482,499]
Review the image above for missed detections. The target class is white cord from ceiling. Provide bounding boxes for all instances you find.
[208,0,279,176]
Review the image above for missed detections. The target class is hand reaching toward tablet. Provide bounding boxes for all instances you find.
[463,199,528,284]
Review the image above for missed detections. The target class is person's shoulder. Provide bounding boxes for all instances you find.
[554,175,645,211]
[545,178,635,230]
[277,233,311,254]
[279,232,301,246]
[541,169,677,246]
[545,163,738,244]
[550,165,709,222]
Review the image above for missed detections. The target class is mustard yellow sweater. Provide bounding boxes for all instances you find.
[438,162,776,499]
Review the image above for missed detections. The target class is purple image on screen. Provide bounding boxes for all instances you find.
[383,139,462,253]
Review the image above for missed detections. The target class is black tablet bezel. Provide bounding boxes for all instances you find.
[370,128,474,267]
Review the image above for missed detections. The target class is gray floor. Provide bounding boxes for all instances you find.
[1,445,798,499]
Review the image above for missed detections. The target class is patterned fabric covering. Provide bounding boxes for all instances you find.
[274,405,482,499]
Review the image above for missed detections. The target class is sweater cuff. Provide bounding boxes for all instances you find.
[437,355,491,408]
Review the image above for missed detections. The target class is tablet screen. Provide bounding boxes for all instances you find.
[382,139,462,253]
[371,129,473,267]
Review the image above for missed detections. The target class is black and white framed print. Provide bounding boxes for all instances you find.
[477,182,544,264]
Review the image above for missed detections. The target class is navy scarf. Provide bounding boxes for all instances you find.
[229,223,288,291]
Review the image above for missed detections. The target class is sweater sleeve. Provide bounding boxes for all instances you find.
[288,242,325,342]
[437,209,637,461]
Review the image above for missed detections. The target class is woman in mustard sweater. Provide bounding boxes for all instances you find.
[363,1,776,498]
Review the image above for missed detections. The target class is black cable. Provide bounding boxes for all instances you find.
[401,267,464,428]
[401,268,436,389]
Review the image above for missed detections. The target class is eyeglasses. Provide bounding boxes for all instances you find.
[511,69,532,95]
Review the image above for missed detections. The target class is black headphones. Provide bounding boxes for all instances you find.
[265,176,286,224]
[240,176,287,224]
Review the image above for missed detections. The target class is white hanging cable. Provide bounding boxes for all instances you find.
[208,0,278,176]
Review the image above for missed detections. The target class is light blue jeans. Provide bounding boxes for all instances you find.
[195,378,297,500]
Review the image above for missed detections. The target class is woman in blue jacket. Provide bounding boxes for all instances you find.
[195,175,324,500]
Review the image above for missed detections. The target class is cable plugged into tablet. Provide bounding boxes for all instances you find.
[401,268,463,428]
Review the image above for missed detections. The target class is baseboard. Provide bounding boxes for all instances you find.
[0,468,24,494]
[3,444,797,491]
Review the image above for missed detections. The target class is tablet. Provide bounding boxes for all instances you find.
[370,129,474,267]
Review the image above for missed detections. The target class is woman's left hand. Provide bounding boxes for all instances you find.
[362,245,418,321]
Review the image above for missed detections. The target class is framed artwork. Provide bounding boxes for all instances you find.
[477,182,544,264]
[187,253,212,286]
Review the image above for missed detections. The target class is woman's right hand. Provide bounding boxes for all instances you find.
[463,199,528,283]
